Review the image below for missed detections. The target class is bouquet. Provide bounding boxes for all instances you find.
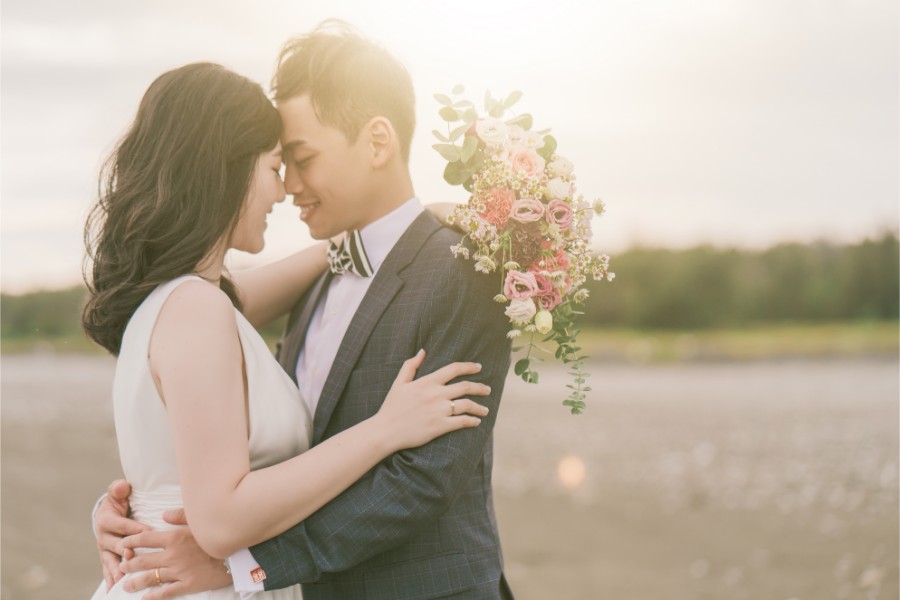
[433,86,613,414]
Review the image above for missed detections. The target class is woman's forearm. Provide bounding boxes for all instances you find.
[231,242,328,328]
[183,416,396,559]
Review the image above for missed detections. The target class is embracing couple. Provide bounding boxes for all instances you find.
[85,21,514,600]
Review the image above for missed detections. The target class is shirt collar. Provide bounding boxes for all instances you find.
[357,197,423,273]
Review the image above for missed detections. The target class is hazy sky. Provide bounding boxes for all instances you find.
[2,0,897,292]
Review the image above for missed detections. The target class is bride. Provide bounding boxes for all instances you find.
[83,62,489,599]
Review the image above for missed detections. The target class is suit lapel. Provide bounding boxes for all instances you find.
[312,212,443,443]
[278,271,333,384]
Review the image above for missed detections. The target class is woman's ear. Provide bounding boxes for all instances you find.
[367,117,395,168]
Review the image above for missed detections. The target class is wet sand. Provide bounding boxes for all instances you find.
[2,354,898,599]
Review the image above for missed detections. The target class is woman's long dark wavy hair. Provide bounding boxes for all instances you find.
[83,63,281,355]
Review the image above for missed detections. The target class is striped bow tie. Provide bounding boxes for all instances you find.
[326,230,373,277]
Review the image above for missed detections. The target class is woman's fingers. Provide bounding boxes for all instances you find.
[449,398,490,417]
[446,415,483,430]
[394,349,426,384]
[444,381,491,399]
[424,361,482,385]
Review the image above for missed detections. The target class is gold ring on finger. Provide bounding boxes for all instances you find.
[450,399,456,416]
[155,567,162,586]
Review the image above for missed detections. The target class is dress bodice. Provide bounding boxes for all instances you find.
[112,275,312,529]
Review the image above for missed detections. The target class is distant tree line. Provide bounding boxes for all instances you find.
[581,232,898,329]
[1,234,897,344]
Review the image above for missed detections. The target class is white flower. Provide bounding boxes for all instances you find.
[593,198,606,216]
[504,298,537,325]
[573,289,590,303]
[475,117,508,146]
[522,130,545,149]
[506,329,522,339]
[548,156,575,178]
[494,294,509,303]
[475,255,497,273]
[507,125,526,146]
[544,177,572,200]
[450,244,470,259]
[534,310,553,334]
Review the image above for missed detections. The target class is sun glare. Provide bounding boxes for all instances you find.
[557,455,586,489]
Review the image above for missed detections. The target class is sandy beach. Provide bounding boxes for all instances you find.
[2,353,898,599]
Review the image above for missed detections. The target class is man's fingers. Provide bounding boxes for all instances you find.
[120,550,167,573]
[122,568,158,594]
[145,581,187,600]
[162,508,187,526]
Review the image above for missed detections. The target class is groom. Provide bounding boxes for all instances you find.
[94,21,515,600]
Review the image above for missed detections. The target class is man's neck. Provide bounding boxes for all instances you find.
[355,171,415,230]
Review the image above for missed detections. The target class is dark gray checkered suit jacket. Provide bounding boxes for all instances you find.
[251,211,514,599]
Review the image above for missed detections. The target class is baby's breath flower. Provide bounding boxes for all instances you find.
[502,261,521,271]
[493,294,509,303]
[506,329,522,339]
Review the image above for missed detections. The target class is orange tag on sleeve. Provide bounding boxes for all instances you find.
[250,567,267,584]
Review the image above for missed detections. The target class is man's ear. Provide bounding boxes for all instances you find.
[367,117,395,168]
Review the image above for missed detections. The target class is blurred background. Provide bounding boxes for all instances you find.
[2,0,897,598]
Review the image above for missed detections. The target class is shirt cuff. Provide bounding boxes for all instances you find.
[91,493,108,538]
[229,548,266,595]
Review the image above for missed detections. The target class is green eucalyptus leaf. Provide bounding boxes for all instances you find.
[439,106,460,122]
[538,135,558,161]
[452,83,465,95]
[462,108,478,124]
[526,372,539,384]
[503,90,524,108]
[432,129,450,143]
[433,143,461,162]
[506,113,533,130]
[460,135,478,162]
[514,358,530,376]
[443,161,469,185]
[434,93,453,106]
[450,123,469,141]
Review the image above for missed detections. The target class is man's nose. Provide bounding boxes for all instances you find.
[284,169,304,196]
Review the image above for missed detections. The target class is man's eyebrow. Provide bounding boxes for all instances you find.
[281,140,306,156]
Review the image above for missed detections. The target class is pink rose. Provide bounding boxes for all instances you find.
[546,199,574,230]
[530,272,554,296]
[504,270,539,300]
[510,198,545,223]
[478,187,515,228]
[538,287,562,311]
[509,147,546,178]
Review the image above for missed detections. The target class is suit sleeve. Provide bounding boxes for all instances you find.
[249,247,512,590]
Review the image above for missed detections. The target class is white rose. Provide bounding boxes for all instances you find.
[549,156,575,178]
[507,125,526,146]
[504,298,537,325]
[523,130,545,149]
[475,117,508,146]
[544,177,572,200]
[534,310,553,334]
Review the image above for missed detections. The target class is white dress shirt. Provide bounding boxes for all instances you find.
[229,198,424,594]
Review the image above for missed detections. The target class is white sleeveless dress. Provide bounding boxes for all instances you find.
[91,275,311,599]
